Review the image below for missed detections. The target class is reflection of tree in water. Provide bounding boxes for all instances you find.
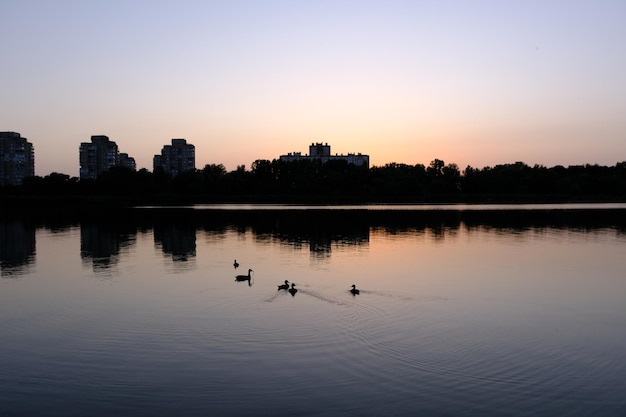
[426,223,457,242]
[6,207,626,275]
[194,209,371,255]
[260,210,370,254]
[370,210,462,243]
[0,220,36,277]
[461,209,626,235]
[140,207,626,248]
[311,241,331,254]
[368,209,626,238]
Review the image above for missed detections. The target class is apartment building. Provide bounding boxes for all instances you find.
[153,138,195,176]
[0,131,35,186]
[279,142,369,168]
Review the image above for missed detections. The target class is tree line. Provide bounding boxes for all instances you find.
[4,158,626,202]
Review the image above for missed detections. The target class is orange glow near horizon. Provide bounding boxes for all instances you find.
[2,2,624,177]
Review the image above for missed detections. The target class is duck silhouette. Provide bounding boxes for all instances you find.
[235,268,253,281]
[233,259,239,269]
[288,283,298,296]
[350,284,360,295]
[277,280,289,290]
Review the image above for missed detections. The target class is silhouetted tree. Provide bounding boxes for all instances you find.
[171,169,202,194]
[201,164,227,193]
[369,163,427,197]
[223,165,252,194]
[4,156,626,202]
[250,159,277,193]
[96,166,139,195]
[427,159,445,177]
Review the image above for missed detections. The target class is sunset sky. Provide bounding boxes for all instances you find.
[2,0,625,176]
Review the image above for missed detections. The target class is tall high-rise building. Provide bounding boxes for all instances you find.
[0,132,35,186]
[79,135,119,180]
[153,138,195,176]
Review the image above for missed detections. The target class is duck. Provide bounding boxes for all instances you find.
[233,259,239,269]
[277,280,289,290]
[235,268,253,281]
[288,283,298,296]
[350,284,360,295]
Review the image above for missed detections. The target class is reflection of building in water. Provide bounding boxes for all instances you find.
[80,223,136,272]
[0,220,36,277]
[154,223,196,263]
[279,142,369,168]
[264,210,370,259]
[309,234,370,261]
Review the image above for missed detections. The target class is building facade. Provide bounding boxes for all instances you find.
[79,135,120,180]
[118,153,136,171]
[0,132,35,186]
[153,138,195,176]
[280,142,369,168]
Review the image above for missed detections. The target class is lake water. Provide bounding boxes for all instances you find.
[2,204,626,416]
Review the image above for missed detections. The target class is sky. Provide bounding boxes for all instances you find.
[1,0,625,177]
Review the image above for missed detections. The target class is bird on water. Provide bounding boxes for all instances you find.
[289,283,298,296]
[233,259,239,269]
[350,284,360,295]
[277,280,289,290]
[235,268,253,281]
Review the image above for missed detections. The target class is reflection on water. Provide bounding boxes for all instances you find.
[1,205,626,417]
[80,221,137,273]
[3,205,626,275]
[0,220,36,277]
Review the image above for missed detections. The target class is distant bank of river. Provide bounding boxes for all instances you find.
[2,192,626,210]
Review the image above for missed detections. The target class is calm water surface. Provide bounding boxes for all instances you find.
[1,204,626,416]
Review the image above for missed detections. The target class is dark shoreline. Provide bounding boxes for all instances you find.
[3,193,626,205]
[2,193,625,217]
[3,195,626,234]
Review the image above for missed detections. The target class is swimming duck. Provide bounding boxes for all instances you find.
[350,284,360,295]
[233,259,239,269]
[235,268,253,281]
[277,280,289,290]
[288,283,298,296]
